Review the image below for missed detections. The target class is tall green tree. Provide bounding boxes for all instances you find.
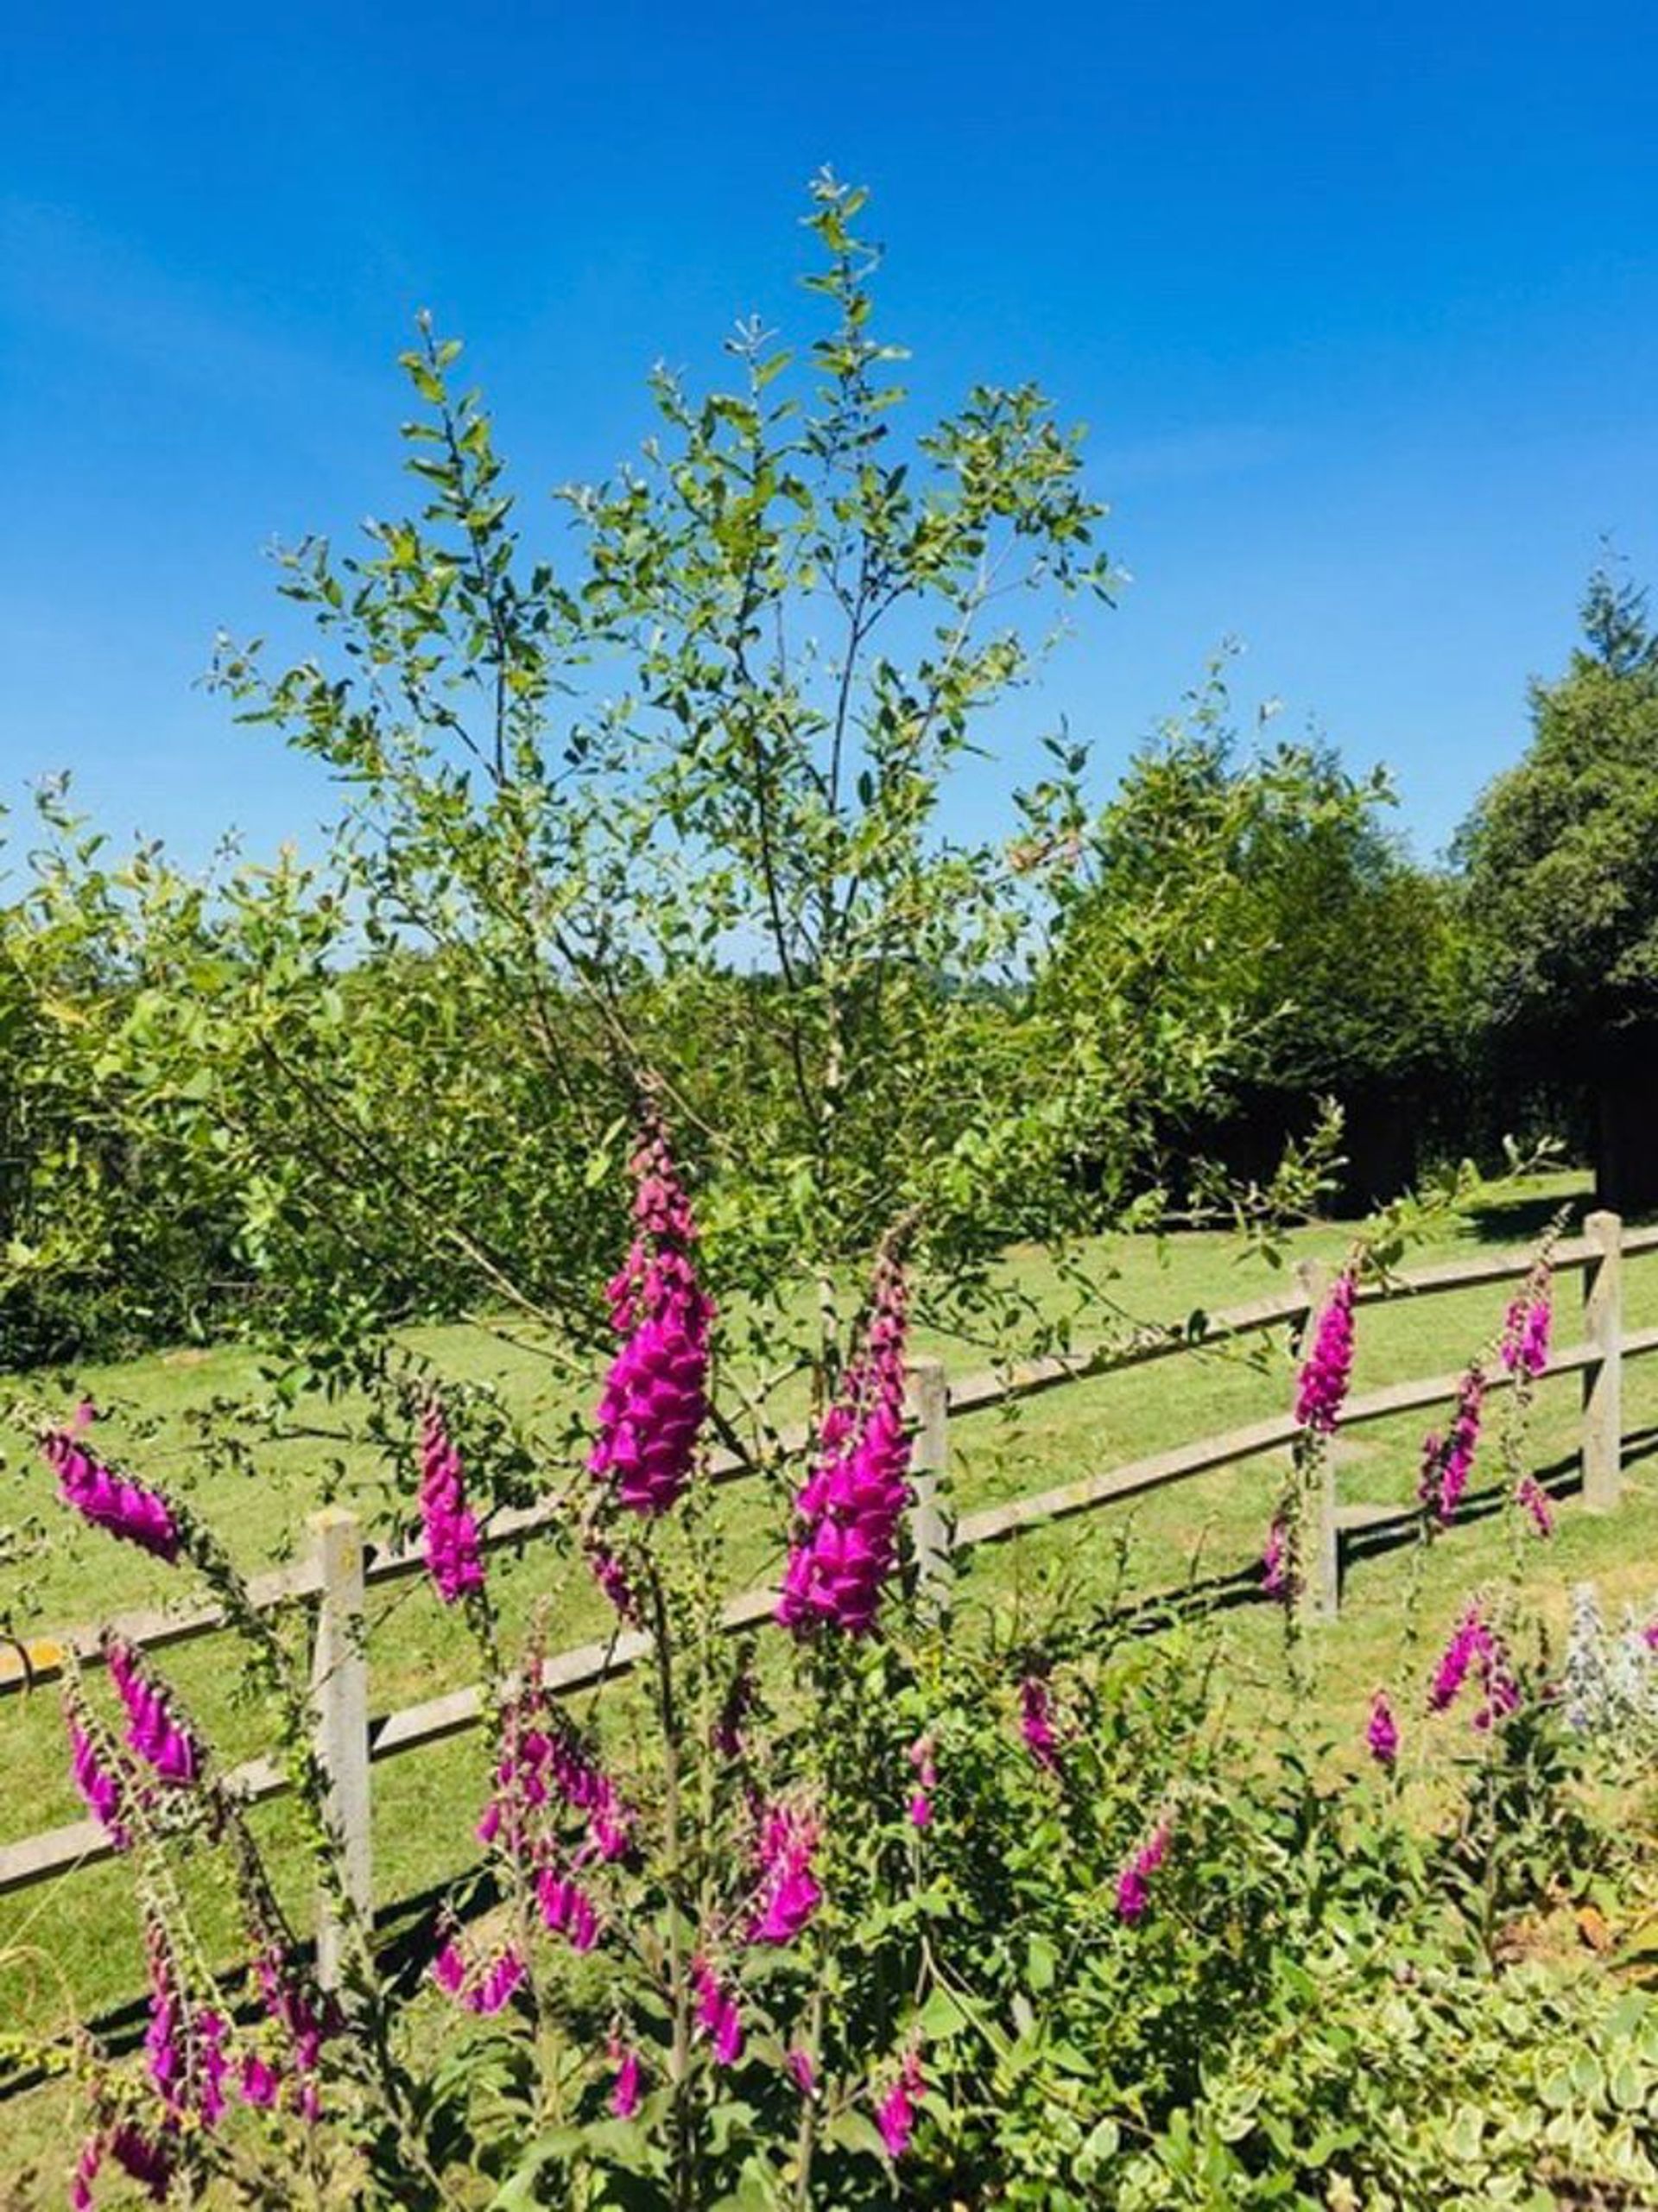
[1039,675,1465,1210]
[5,178,1326,1400]
[1458,564,1658,1210]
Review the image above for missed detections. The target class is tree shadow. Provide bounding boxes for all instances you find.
[1085,1426,1658,1642]
[1453,1189,1587,1246]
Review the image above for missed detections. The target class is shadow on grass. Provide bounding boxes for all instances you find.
[1455,1190,1587,1246]
[1079,1428,1658,1643]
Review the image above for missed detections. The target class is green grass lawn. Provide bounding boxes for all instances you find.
[4,1166,1658,2178]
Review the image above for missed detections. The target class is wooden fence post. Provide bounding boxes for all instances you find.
[904,1357,953,1619]
[1581,1209,1624,1512]
[308,1507,371,1987]
[1293,1258,1341,1624]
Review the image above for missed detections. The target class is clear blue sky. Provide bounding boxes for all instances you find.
[4,0,1655,867]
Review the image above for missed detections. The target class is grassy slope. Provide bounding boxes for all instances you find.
[4,1168,1658,2183]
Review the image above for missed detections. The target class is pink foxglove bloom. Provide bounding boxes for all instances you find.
[747,1801,822,1946]
[65,1701,129,1849]
[1501,1263,1553,1380]
[431,1935,526,2013]
[876,2047,925,2158]
[1418,1366,1484,1524]
[1019,1676,1060,1772]
[107,2126,175,2204]
[1294,1266,1358,1436]
[106,1637,202,1786]
[777,1244,913,1637]
[142,1917,226,2127]
[692,1956,744,2065]
[589,1125,712,1518]
[1429,1607,1484,1712]
[787,2045,818,2097]
[252,1946,333,2117]
[71,2136,101,2212]
[197,2010,231,2128]
[585,1537,639,1624]
[477,1697,631,1867]
[1115,1819,1172,1924]
[239,2054,281,2108]
[908,1736,937,1828]
[1429,1604,1518,1729]
[470,1946,527,2014]
[431,1942,466,1997]
[418,1399,484,1604]
[538,1868,601,1952]
[608,2038,642,2118]
[1515,1474,1554,1537]
[44,1405,180,1562]
[1366,1689,1399,1766]
[143,1921,186,2114]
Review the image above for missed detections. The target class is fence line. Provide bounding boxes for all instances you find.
[5,1211,1656,1911]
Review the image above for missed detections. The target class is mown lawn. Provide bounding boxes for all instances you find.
[4,1166,1658,2190]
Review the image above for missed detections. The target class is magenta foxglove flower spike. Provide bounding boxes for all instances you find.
[431,1935,526,2013]
[1418,1366,1484,1524]
[252,1945,333,2118]
[239,2053,281,2108]
[1366,1689,1399,1766]
[876,2046,925,2158]
[608,2038,642,2118]
[908,1736,937,1828]
[1294,1266,1358,1436]
[777,1241,913,1638]
[104,2126,175,2204]
[44,1409,180,1562]
[1501,1261,1553,1380]
[1115,1817,1172,1924]
[65,1699,130,1850]
[787,2045,819,2097]
[106,1637,203,1786]
[589,1122,713,1518]
[418,1399,485,1604]
[692,1956,744,2065]
[1019,1676,1060,1772]
[1515,1474,1554,1537]
[538,1868,601,1952]
[747,1800,822,1946]
[1429,1603,1518,1729]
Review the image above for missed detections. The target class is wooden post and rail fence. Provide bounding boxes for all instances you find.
[4,1209,1656,1980]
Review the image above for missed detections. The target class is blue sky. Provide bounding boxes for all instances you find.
[4,0,1655,867]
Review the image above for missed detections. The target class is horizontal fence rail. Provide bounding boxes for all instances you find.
[5,1212,1657,1912]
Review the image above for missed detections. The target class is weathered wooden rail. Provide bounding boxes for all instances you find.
[5,1209,1657,1957]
